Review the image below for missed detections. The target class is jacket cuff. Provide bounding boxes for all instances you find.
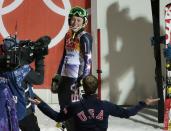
[139,101,147,107]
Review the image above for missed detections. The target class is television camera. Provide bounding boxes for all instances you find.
[0,35,51,72]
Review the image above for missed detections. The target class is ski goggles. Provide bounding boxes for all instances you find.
[69,8,87,17]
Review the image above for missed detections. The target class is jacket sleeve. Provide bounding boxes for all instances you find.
[57,38,66,75]
[106,101,146,118]
[38,101,68,122]
[24,58,44,85]
[79,33,93,79]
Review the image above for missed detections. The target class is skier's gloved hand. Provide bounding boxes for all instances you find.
[164,44,171,59]
[51,74,61,93]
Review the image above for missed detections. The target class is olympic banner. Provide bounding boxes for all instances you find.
[0,0,91,88]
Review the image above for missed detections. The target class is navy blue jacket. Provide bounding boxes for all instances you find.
[38,94,146,131]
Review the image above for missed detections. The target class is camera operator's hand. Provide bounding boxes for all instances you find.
[34,36,51,60]
[35,36,51,47]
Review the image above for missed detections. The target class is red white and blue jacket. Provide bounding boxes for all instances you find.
[58,29,92,79]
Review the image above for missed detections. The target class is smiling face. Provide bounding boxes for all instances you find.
[69,16,84,32]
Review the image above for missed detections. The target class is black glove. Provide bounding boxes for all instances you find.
[51,74,61,93]
[35,35,51,46]
[34,36,51,60]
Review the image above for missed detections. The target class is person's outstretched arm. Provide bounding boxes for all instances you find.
[125,97,160,116]
[107,97,159,118]
[29,98,68,122]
